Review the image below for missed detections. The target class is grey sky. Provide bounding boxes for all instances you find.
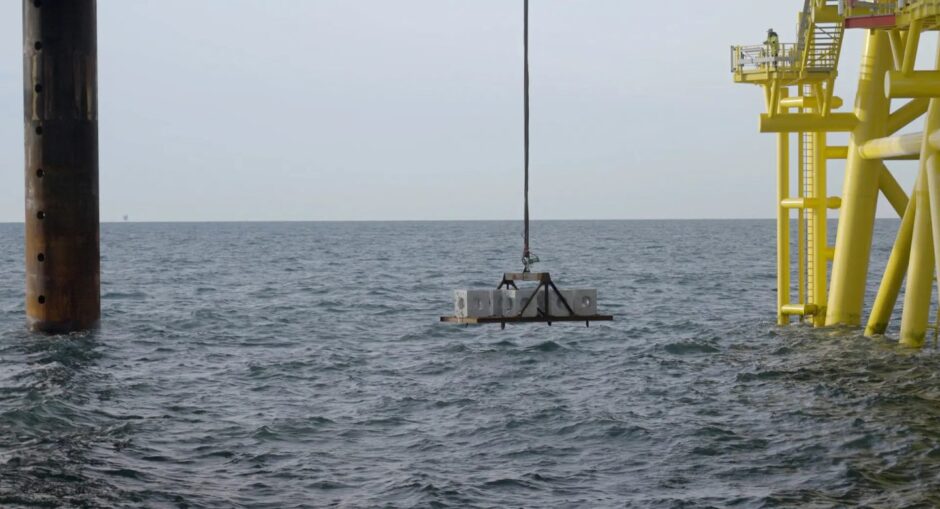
[0,1,935,222]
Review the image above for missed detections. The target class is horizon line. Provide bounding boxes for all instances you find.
[0,217,907,225]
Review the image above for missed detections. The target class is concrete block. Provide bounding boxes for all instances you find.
[545,289,597,317]
[570,289,598,316]
[500,288,541,318]
[454,290,501,318]
[544,289,573,317]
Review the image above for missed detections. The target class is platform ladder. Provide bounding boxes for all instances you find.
[777,2,844,325]
[803,125,829,326]
[780,86,841,325]
[735,0,846,325]
[780,129,823,323]
[803,129,817,322]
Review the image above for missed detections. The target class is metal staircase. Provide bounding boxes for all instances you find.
[800,0,846,74]
[731,0,845,83]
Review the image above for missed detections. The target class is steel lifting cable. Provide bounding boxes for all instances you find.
[522,0,532,269]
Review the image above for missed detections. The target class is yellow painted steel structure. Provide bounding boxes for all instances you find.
[732,0,940,345]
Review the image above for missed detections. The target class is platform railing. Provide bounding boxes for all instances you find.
[731,44,799,74]
[840,0,900,17]
[796,0,811,52]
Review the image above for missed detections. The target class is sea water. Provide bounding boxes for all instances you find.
[3,220,940,507]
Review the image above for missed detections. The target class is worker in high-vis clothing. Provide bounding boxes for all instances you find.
[765,28,780,70]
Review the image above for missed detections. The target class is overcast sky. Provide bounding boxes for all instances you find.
[0,1,936,222]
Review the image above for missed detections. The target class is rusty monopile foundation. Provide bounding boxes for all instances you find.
[23,0,100,333]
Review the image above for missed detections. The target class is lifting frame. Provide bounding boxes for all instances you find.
[440,272,613,328]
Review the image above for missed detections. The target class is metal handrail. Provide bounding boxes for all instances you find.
[731,0,844,76]
[840,0,900,17]
[796,0,812,63]
[731,43,800,74]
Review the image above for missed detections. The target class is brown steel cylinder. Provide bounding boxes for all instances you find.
[23,0,100,333]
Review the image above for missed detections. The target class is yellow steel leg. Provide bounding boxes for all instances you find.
[900,174,935,347]
[928,155,940,296]
[827,31,892,326]
[927,42,940,300]
[811,130,828,327]
[900,37,940,348]
[866,191,916,336]
[778,130,791,325]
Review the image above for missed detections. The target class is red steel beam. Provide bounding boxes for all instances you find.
[845,15,897,29]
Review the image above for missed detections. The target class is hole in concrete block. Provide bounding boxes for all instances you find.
[35,126,42,135]
[34,84,43,93]
[37,211,45,220]
[36,168,44,178]
[37,253,45,262]
[38,295,46,304]
[33,0,41,7]
[34,42,42,51]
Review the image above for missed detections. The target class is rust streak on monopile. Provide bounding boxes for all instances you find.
[23,0,100,333]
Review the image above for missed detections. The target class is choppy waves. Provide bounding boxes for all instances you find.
[3,220,940,507]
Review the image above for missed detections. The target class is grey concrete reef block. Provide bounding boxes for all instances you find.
[500,288,542,318]
[454,290,501,318]
[571,289,598,316]
[453,288,598,319]
[546,289,597,317]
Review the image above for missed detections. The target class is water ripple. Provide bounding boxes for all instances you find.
[1,220,935,507]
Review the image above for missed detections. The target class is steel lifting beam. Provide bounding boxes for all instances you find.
[23,0,100,333]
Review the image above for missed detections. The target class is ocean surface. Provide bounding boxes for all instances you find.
[2,220,940,508]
